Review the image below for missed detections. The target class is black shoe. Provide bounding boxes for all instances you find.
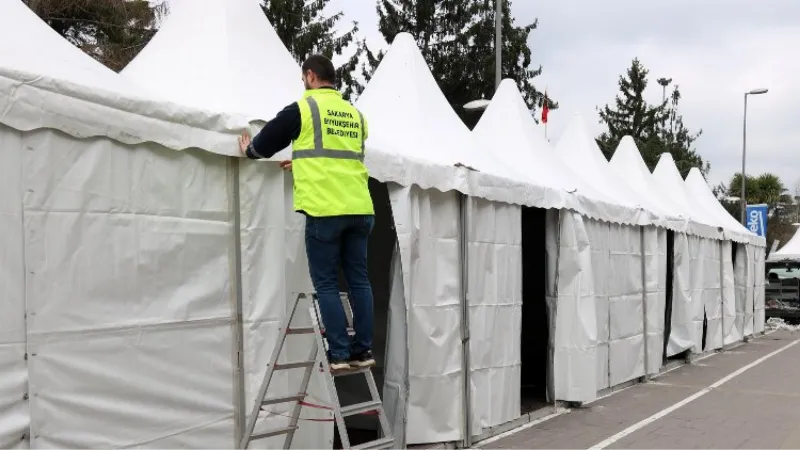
[348,350,376,368]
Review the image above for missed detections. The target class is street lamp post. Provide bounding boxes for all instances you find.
[740,88,769,226]
[495,0,502,90]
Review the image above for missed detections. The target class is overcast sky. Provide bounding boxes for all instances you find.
[328,0,800,189]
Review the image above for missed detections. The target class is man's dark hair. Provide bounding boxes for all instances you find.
[302,55,337,85]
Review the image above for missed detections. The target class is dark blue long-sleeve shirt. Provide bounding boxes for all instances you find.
[245,102,301,159]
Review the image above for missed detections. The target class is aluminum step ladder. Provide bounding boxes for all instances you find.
[239,292,394,449]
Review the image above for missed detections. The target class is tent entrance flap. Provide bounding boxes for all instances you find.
[333,179,396,448]
[521,206,549,413]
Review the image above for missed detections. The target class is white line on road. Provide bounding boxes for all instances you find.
[588,338,800,449]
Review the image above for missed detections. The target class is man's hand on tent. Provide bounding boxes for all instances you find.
[238,131,251,157]
[279,160,292,171]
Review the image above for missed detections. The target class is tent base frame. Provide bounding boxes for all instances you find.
[470,404,558,445]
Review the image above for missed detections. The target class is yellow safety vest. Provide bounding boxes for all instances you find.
[292,88,374,217]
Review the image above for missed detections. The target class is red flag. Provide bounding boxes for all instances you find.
[541,92,549,124]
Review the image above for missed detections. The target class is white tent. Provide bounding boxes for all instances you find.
[608,137,687,375]
[121,0,334,447]
[610,136,688,232]
[653,154,724,354]
[356,32,549,444]
[769,228,800,260]
[684,169,763,344]
[552,118,662,396]
[0,1,251,448]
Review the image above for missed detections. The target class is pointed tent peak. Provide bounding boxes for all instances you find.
[474,79,536,138]
[357,30,510,175]
[122,0,302,120]
[610,135,648,172]
[686,167,708,184]
[555,113,607,165]
[653,152,683,182]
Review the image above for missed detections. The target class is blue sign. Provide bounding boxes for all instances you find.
[746,204,768,237]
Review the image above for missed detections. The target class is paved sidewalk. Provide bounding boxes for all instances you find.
[485,331,800,449]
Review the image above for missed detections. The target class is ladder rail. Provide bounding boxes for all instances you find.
[240,293,303,449]
[240,292,394,450]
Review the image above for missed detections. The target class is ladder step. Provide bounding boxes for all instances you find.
[341,400,382,417]
[332,366,372,377]
[286,327,314,335]
[353,436,395,449]
[275,361,316,370]
[251,425,298,440]
[261,393,305,406]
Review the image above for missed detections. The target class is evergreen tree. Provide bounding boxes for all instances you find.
[24,0,166,72]
[596,58,665,158]
[261,0,363,100]
[597,58,708,178]
[365,0,554,127]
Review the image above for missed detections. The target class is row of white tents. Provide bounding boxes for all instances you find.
[0,0,767,448]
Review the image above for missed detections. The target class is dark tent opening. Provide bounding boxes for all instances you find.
[334,178,396,448]
[520,206,549,413]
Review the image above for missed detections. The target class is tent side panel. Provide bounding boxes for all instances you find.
[745,245,756,336]
[383,237,409,447]
[733,243,749,339]
[584,221,610,391]
[688,236,722,352]
[667,233,694,356]
[645,228,666,375]
[753,246,766,334]
[722,241,739,345]
[0,125,29,449]
[22,131,235,448]
[467,198,522,434]
[389,186,464,444]
[606,223,645,387]
[548,211,597,403]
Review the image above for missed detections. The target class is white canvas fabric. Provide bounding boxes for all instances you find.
[121,0,335,445]
[652,154,722,240]
[688,237,723,353]
[586,222,646,390]
[667,232,694,357]
[357,33,545,207]
[19,130,237,448]
[734,243,752,338]
[684,169,763,246]
[546,210,598,403]
[553,116,658,227]
[768,227,800,261]
[467,198,522,434]
[0,125,27,449]
[722,241,740,345]
[609,137,688,233]
[0,0,248,157]
[388,185,464,444]
[753,246,766,334]
[645,228,667,375]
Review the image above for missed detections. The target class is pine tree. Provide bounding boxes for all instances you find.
[365,0,554,127]
[24,0,167,72]
[597,58,709,178]
[596,58,665,158]
[261,0,363,100]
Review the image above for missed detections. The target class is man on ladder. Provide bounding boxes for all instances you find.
[239,54,376,372]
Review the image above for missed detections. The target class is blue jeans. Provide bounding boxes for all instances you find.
[305,214,375,361]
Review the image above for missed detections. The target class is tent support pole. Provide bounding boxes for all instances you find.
[459,193,473,448]
[640,227,650,381]
[720,240,726,351]
[227,157,246,448]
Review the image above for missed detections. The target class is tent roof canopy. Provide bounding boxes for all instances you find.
[684,168,761,245]
[355,32,539,203]
[122,0,302,123]
[553,114,656,226]
[653,153,722,239]
[0,0,246,155]
[769,226,800,260]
